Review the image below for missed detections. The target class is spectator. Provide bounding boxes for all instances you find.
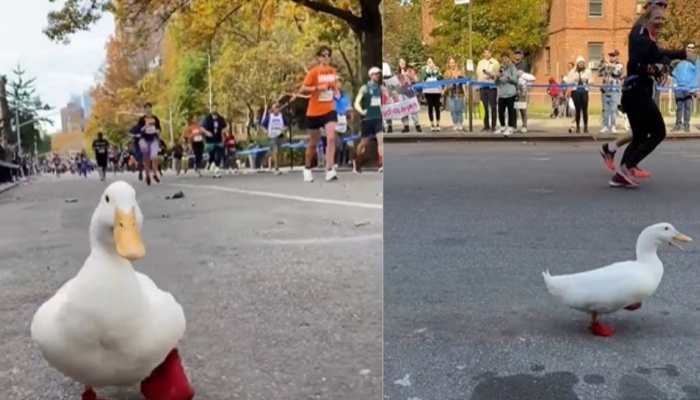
[495,52,519,137]
[334,77,352,167]
[444,57,466,131]
[261,102,289,175]
[599,49,625,133]
[513,50,532,133]
[546,77,562,118]
[200,107,227,178]
[565,56,592,133]
[671,43,698,133]
[476,49,500,132]
[420,57,444,132]
[397,58,421,133]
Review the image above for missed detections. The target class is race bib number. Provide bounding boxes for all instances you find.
[193,136,203,142]
[336,115,348,133]
[371,96,382,107]
[319,90,334,102]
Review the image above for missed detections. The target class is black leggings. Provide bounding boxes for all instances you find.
[621,84,666,168]
[425,93,442,124]
[571,90,589,130]
[498,96,516,128]
[192,141,204,169]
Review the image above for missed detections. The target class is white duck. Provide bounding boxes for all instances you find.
[543,223,691,337]
[31,181,194,400]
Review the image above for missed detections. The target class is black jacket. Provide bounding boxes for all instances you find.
[627,24,686,85]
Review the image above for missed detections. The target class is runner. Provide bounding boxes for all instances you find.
[91,132,109,182]
[108,145,119,175]
[52,153,61,177]
[200,107,227,178]
[131,102,162,185]
[184,117,205,177]
[300,46,339,182]
[223,129,238,174]
[599,0,680,180]
[353,67,385,173]
[606,0,686,188]
[261,101,289,175]
[172,139,184,176]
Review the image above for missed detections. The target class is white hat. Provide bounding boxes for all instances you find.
[369,66,382,75]
[576,56,586,64]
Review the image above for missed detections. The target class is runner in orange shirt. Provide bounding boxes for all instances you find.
[300,46,339,182]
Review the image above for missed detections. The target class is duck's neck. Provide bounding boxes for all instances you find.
[636,234,661,264]
[89,223,127,265]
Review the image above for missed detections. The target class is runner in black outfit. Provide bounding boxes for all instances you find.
[609,0,686,188]
[92,132,110,182]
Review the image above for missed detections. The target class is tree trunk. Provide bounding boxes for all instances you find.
[358,0,383,81]
[289,0,382,82]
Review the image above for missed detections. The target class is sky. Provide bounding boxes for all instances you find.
[0,1,115,133]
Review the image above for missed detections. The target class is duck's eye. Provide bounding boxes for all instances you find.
[664,227,669,231]
[105,195,110,203]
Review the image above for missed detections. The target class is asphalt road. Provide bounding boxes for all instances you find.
[0,169,382,400]
[384,140,700,400]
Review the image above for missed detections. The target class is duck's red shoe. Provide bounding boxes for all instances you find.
[81,386,106,400]
[590,322,615,337]
[141,349,195,400]
[624,302,642,311]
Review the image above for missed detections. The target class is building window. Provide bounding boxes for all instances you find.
[588,42,604,69]
[589,0,603,17]
[545,47,551,75]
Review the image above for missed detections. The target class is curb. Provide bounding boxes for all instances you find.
[384,133,700,143]
[0,182,19,195]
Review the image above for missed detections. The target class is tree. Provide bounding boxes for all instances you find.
[383,0,425,66]
[44,0,382,78]
[423,0,548,67]
[6,65,52,156]
[0,76,12,152]
[660,0,700,49]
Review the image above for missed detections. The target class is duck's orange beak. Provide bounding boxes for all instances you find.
[114,208,145,261]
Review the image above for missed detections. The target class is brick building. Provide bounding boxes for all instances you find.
[421,0,647,103]
[533,0,646,83]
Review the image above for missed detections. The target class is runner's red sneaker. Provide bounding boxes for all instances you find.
[599,144,615,172]
[629,167,651,178]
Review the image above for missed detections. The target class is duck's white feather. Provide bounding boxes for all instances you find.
[31,254,185,387]
[543,259,662,314]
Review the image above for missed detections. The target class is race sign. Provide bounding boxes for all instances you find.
[381,97,420,120]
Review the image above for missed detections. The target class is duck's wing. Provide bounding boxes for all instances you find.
[31,277,74,345]
[134,272,186,348]
[543,261,647,312]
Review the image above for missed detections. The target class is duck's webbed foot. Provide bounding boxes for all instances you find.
[590,312,615,337]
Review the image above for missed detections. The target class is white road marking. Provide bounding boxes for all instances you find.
[394,374,412,387]
[170,183,382,210]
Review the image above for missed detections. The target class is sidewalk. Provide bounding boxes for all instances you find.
[385,114,700,142]
[0,181,19,194]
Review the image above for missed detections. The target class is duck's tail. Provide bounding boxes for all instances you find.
[542,269,557,296]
